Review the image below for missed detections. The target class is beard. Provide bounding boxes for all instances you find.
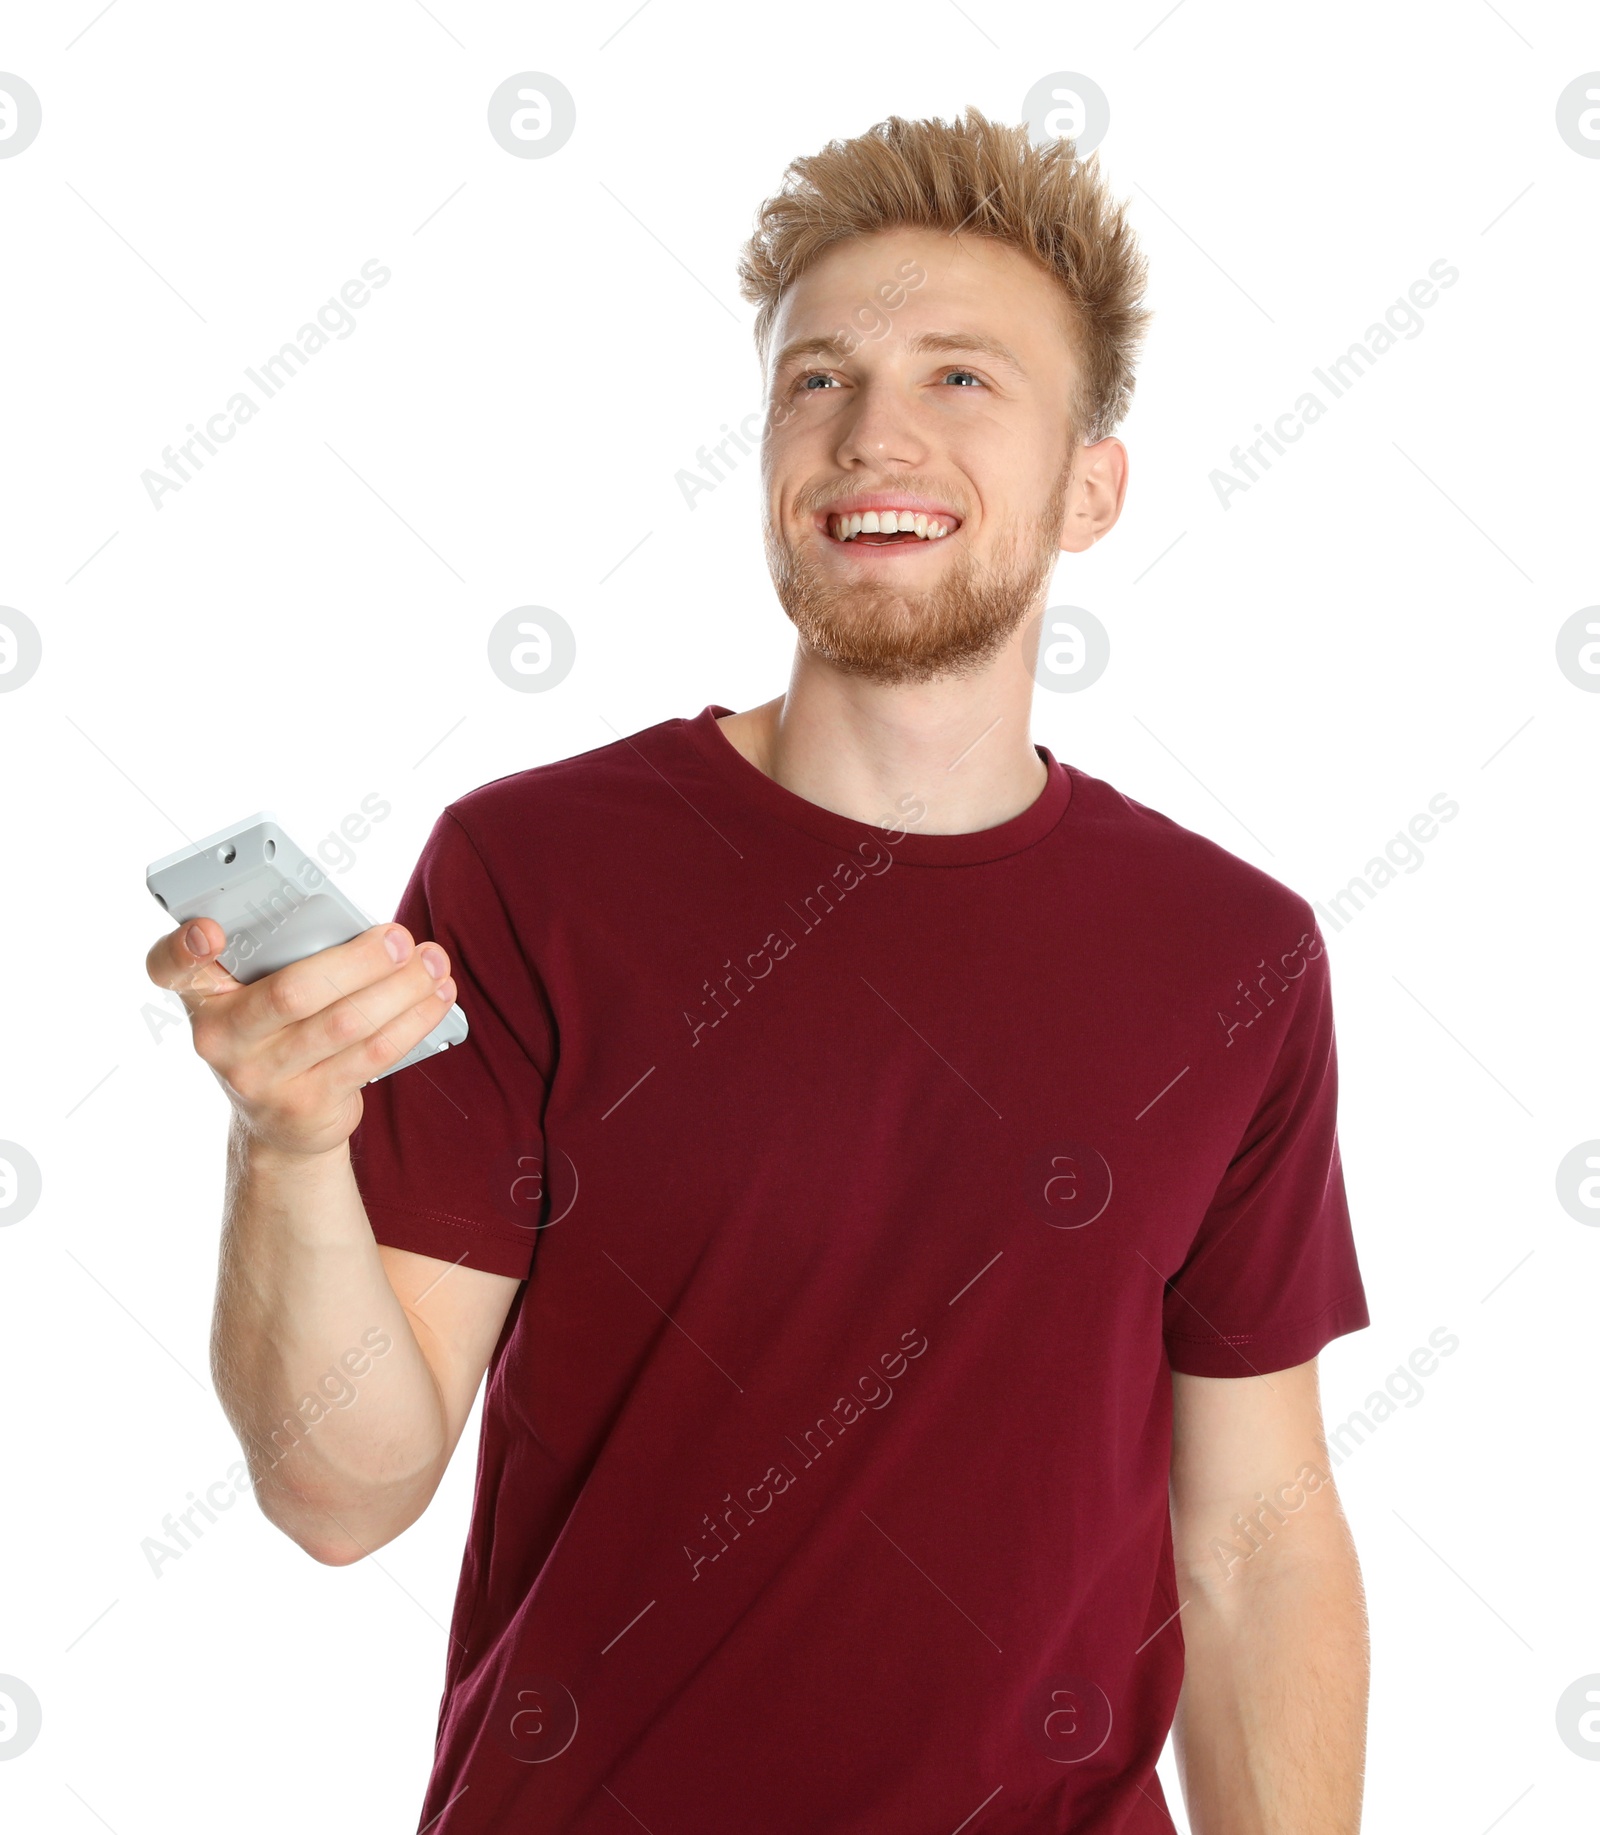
[764,456,1074,687]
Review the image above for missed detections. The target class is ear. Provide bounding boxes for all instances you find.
[1058,436,1129,554]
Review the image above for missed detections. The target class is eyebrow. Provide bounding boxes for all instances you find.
[770,329,1028,379]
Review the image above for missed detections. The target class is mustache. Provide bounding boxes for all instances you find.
[798,488,965,520]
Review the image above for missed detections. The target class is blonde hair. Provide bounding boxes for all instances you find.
[736,105,1152,446]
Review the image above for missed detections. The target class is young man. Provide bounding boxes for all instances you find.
[151,108,1371,1833]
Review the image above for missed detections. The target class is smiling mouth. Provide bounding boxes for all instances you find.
[821,508,961,546]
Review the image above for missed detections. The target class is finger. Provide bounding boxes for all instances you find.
[146,915,245,1004]
[220,924,430,1054]
[262,948,454,1084]
[295,972,459,1094]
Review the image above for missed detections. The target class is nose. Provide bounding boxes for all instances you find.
[832,376,930,472]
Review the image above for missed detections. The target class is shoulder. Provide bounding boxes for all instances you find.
[1062,761,1320,947]
[439,712,692,860]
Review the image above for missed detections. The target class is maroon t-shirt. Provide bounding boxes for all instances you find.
[348,703,1369,1834]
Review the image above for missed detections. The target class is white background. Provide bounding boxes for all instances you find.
[2,2,1596,1830]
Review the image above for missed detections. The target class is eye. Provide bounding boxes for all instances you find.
[793,369,839,392]
[941,368,987,387]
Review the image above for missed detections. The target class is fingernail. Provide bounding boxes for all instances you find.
[384,929,408,963]
[185,924,209,956]
[420,945,447,979]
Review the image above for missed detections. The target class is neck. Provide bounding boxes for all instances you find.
[716,649,1047,838]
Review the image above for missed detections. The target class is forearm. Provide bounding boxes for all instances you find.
[1172,1486,1369,1833]
[211,1113,448,1562]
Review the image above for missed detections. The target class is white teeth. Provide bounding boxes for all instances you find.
[828,510,954,543]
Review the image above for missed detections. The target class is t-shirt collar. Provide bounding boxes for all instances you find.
[680,703,1075,867]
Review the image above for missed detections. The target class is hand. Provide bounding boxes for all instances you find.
[145,918,457,1159]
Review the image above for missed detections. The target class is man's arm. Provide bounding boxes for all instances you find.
[149,911,523,1563]
[212,1124,522,1562]
[1168,1356,1369,1834]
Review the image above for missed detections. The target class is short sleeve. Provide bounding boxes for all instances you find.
[348,809,555,1280]
[1163,927,1370,1377]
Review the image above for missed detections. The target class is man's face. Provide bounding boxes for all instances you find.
[760,225,1117,687]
